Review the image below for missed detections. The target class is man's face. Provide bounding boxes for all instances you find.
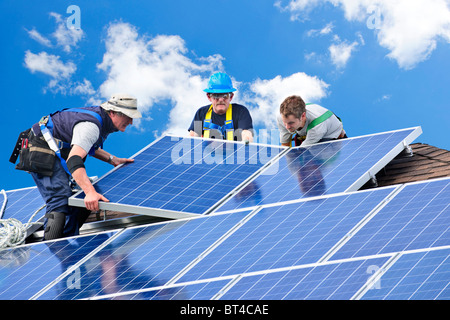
[207,92,233,115]
[281,113,306,132]
[111,112,133,132]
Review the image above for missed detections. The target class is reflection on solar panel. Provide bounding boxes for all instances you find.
[216,127,422,212]
[36,210,251,300]
[69,135,284,218]
[0,231,115,299]
[179,187,396,282]
[3,127,448,301]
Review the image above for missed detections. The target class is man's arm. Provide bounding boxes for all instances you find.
[67,145,109,212]
[93,148,135,167]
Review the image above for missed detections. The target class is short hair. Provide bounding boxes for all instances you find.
[280,95,306,119]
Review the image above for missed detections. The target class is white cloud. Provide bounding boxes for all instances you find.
[24,50,76,79]
[26,28,52,47]
[24,51,93,95]
[71,79,95,96]
[307,22,335,37]
[243,72,329,129]
[49,12,84,53]
[277,0,450,69]
[329,39,359,68]
[95,22,329,136]
[96,22,224,135]
[275,0,323,21]
[27,12,84,53]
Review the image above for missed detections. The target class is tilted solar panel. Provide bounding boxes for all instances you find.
[0,231,116,300]
[219,255,392,300]
[330,177,450,260]
[69,135,285,218]
[178,187,396,282]
[216,127,422,212]
[35,210,252,300]
[360,248,450,300]
[0,186,46,237]
[4,127,447,301]
[1,187,45,222]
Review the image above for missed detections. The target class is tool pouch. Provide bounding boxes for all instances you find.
[9,128,31,164]
[15,135,56,177]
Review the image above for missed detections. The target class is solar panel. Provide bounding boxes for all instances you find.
[94,279,232,300]
[216,127,422,212]
[35,210,252,300]
[330,177,450,260]
[0,186,46,237]
[178,187,396,282]
[3,127,447,301]
[0,231,116,300]
[219,256,392,300]
[1,187,45,222]
[360,247,450,300]
[69,135,285,218]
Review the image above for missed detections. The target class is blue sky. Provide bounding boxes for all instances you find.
[2,0,450,191]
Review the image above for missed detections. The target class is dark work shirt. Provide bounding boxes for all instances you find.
[188,103,253,141]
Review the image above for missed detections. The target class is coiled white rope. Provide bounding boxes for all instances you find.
[0,190,45,249]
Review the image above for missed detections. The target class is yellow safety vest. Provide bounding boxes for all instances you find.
[203,104,234,141]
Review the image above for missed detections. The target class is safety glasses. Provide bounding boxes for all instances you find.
[209,93,232,100]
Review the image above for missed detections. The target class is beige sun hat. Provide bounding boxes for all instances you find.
[100,93,142,119]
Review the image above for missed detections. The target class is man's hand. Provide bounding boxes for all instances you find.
[84,190,109,212]
[110,156,134,167]
[242,130,253,144]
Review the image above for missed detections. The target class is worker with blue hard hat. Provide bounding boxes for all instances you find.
[188,72,253,143]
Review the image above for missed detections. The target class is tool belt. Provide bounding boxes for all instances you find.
[10,129,56,177]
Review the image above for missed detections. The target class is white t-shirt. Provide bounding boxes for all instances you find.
[71,121,100,154]
[277,104,343,146]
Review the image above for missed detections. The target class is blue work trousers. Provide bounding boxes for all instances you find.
[31,159,81,238]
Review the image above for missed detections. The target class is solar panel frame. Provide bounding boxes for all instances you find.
[69,135,287,219]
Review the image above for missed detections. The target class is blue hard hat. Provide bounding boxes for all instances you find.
[203,72,237,93]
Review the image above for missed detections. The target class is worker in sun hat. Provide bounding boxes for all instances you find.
[11,93,142,240]
[188,72,254,143]
[277,95,347,147]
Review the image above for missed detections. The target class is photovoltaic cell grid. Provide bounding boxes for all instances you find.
[361,248,450,300]
[99,279,232,300]
[178,187,396,282]
[70,135,284,217]
[330,178,450,260]
[0,232,115,300]
[1,177,448,300]
[3,127,447,300]
[36,210,251,300]
[220,256,392,300]
[1,187,45,223]
[216,127,421,212]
